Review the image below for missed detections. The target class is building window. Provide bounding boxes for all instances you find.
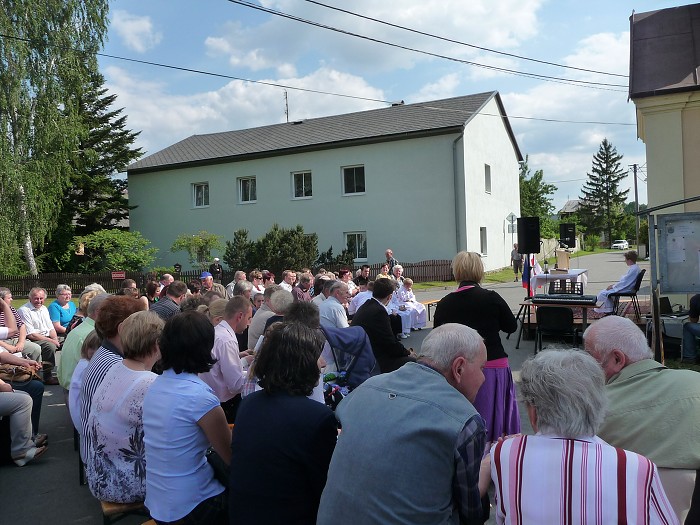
[484,164,491,194]
[480,227,488,255]
[292,171,312,199]
[345,231,367,261]
[192,182,209,208]
[342,165,365,195]
[238,177,257,203]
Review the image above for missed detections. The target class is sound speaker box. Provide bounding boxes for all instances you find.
[559,223,576,249]
[517,217,540,254]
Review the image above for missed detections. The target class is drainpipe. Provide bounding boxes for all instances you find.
[453,128,466,253]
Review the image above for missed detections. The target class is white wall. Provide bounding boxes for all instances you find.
[128,134,461,269]
[461,97,521,271]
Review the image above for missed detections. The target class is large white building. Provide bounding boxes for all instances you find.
[127,91,522,271]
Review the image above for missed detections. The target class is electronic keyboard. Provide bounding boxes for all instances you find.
[531,294,598,306]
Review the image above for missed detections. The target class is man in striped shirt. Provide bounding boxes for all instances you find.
[492,349,677,525]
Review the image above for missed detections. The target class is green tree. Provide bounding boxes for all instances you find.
[171,231,224,270]
[578,139,629,243]
[75,229,157,272]
[0,0,109,275]
[249,224,318,277]
[315,246,356,271]
[519,156,558,238]
[223,229,253,271]
[38,71,142,272]
[223,224,319,275]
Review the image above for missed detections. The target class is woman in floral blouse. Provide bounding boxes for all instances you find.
[85,310,164,503]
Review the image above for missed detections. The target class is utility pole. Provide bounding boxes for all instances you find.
[284,90,289,123]
[631,163,640,249]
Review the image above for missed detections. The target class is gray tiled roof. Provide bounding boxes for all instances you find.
[129,91,520,173]
[630,4,700,99]
[558,199,580,214]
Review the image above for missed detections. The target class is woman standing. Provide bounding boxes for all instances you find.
[433,251,519,445]
[143,311,231,524]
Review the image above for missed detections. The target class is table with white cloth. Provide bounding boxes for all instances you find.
[530,268,588,294]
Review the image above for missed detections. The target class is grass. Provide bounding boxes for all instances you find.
[664,358,700,373]
[413,247,633,290]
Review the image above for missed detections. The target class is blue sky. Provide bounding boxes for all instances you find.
[101,0,681,211]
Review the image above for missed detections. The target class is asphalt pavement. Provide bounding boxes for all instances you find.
[0,251,646,524]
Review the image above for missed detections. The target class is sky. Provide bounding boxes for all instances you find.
[100,0,683,211]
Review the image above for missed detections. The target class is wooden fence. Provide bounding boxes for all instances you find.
[0,260,455,297]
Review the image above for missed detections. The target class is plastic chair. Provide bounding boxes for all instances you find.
[610,268,646,321]
[535,306,581,353]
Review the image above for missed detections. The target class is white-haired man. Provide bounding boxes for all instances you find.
[317,323,489,524]
[584,315,700,522]
[318,281,349,329]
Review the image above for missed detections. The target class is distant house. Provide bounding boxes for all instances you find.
[630,3,700,213]
[127,91,522,271]
[558,199,580,220]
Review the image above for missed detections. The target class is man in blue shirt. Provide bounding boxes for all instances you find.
[317,323,490,525]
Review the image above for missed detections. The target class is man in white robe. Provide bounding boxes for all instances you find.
[594,250,640,314]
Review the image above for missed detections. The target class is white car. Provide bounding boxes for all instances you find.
[611,239,629,250]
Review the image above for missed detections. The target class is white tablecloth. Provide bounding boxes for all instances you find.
[531,269,588,292]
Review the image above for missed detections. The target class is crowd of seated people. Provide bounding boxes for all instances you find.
[19,257,692,525]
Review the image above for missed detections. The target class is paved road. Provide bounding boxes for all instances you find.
[0,251,646,524]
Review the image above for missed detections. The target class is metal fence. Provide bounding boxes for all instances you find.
[0,260,455,297]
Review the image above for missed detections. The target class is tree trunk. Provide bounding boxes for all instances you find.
[18,184,38,276]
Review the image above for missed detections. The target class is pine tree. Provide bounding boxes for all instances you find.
[38,71,143,271]
[578,139,629,244]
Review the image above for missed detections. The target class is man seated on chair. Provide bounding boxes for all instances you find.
[594,250,640,314]
[584,315,700,523]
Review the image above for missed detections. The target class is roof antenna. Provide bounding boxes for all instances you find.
[284,90,289,123]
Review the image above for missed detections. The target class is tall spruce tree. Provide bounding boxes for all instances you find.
[39,71,143,271]
[0,0,109,274]
[578,139,628,244]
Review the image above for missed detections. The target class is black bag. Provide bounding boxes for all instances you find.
[206,448,229,489]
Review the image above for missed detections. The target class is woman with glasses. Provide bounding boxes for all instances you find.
[48,284,77,336]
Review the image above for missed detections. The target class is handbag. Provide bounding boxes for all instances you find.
[206,447,229,489]
[0,364,41,383]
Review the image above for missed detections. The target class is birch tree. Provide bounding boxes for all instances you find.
[0,0,108,274]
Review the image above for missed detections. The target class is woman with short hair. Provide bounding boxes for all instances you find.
[491,349,677,524]
[230,322,337,524]
[433,251,519,446]
[85,310,164,503]
[143,311,231,524]
[48,284,77,335]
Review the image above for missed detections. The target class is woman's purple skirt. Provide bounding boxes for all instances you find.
[473,363,520,444]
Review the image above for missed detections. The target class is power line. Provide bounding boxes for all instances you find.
[225,0,628,91]
[0,32,635,126]
[302,0,628,79]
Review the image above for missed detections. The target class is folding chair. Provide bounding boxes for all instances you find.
[535,306,581,353]
[610,268,647,321]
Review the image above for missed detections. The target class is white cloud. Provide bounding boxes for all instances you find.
[104,65,385,156]
[112,10,163,53]
[205,0,546,75]
[411,73,461,101]
[500,30,642,208]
